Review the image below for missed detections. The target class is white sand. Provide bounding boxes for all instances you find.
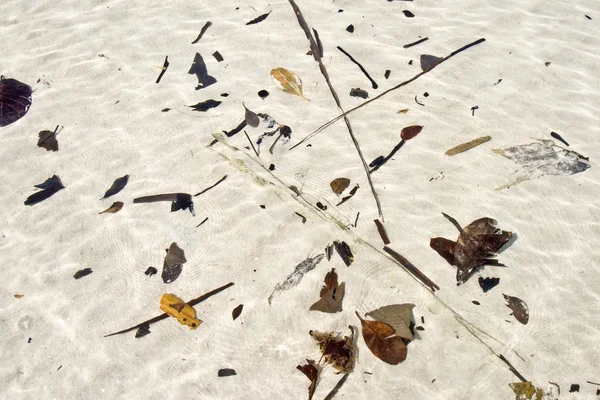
[1,0,599,398]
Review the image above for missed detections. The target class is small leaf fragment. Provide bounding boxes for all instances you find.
[101,175,129,199]
[309,268,345,313]
[37,125,60,151]
[218,368,237,377]
[99,201,124,214]
[297,359,320,400]
[401,125,423,140]
[334,241,354,266]
[420,54,443,72]
[243,103,260,127]
[246,11,271,25]
[503,294,529,325]
[366,304,415,341]
[330,177,350,195]
[162,242,186,284]
[73,268,93,279]
[270,67,309,100]
[188,99,221,112]
[14,294,24,299]
[232,304,244,320]
[396,109,409,114]
[445,136,491,156]
[160,293,202,329]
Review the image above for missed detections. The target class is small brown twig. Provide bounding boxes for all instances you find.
[194,175,228,197]
[374,219,390,244]
[244,131,259,157]
[383,246,440,291]
[497,354,527,382]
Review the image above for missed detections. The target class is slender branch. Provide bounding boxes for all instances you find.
[383,246,440,292]
[287,0,384,220]
[194,175,228,197]
[290,38,486,150]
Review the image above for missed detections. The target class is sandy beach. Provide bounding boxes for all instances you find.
[1,0,599,399]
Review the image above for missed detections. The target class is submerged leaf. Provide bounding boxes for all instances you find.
[232,304,243,320]
[493,140,590,189]
[162,242,186,284]
[24,175,65,206]
[334,241,354,266]
[188,53,217,90]
[330,177,350,195]
[101,175,129,199]
[99,201,124,214]
[243,103,260,127]
[73,268,93,279]
[159,293,202,329]
[310,329,355,373]
[445,136,491,156]
[366,304,415,341]
[356,312,407,365]
[246,11,271,25]
[401,125,423,140]
[309,268,345,313]
[37,126,60,151]
[503,294,529,325]
[0,76,32,127]
[268,254,325,304]
[297,359,320,400]
[420,54,443,72]
[270,68,309,100]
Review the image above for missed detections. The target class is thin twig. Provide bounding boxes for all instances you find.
[196,217,208,227]
[288,0,384,220]
[403,37,429,49]
[383,246,440,291]
[104,282,234,337]
[244,131,259,157]
[323,373,350,400]
[194,175,227,197]
[354,212,360,227]
[497,354,527,382]
[289,38,486,149]
[374,219,390,244]
[268,132,283,154]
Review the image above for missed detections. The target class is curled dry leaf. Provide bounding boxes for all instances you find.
[356,312,407,365]
[270,67,309,100]
[99,201,124,214]
[297,359,320,400]
[330,177,350,195]
[309,268,345,313]
[445,136,491,156]
[430,214,512,284]
[366,304,415,341]
[401,125,423,141]
[310,329,355,373]
[159,293,202,329]
[162,242,187,284]
[503,294,529,325]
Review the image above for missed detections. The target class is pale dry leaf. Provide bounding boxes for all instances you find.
[270,67,309,100]
[366,303,415,341]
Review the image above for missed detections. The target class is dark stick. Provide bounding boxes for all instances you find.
[191,21,212,44]
[403,37,429,49]
[354,212,360,227]
[133,193,180,203]
[383,246,440,291]
[288,0,384,221]
[586,381,600,385]
[369,140,406,173]
[156,56,169,84]
[194,175,227,197]
[497,354,527,382]
[323,373,350,400]
[290,38,486,149]
[337,46,378,89]
[415,95,425,106]
[196,217,208,227]
[374,219,390,244]
[268,132,283,154]
[294,212,307,223]
[245,131,260,157]
[104,282,234,337]
[551,131,569,146]
[441,212,463,233]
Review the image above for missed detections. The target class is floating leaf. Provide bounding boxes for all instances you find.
[401,125,423,140]
[159,293,202,329]
[243,103,260,127]
[101,175,129,199]
[99,201,124,214]
[430,214,512,284]
[503,294,529,325]
[493,140,590,189]
[162,242,186,284]
[24,175,64,206]
[445,136,491,156]
[0,76,32,127]
[218,368,237,377]
[189,99,221,112]
[188,53,217,90]
[268,254,324,304]
[334,241,354,266]
[355,312,407,365]
[270,67,309,100]
[246,11,271,25]
[232,304,243,320]
[330,177,350,195]
[297,359,320,400]
[37,125,60,151]
[420,54,443,72]
[309,268,345,313]
[478,277,499,292]
[73,268,93,279]
[310,329,355,373]
[366,304,415,341]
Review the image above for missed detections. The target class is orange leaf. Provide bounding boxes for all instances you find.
[356,312,407,365]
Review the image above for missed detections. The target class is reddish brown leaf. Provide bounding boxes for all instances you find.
[310,330,355,373]
[400,125,423,140]
[232,304,243,320]
[330,177,350,195]
[309,268,345,313]
[355,312,407,365]
[297,359,320,400]
[503,294,529,325]
[99,201,124,214]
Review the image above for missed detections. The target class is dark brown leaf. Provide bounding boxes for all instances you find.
[309,268,345,313]
[297,359,320,400]
[99,201,124,214]
[246,11,271,25]
[356,312,407,365]
[37,125,60,151]
[0,77,32,127]
[232,304,243,320]
[420,54,443,72]
[400,125,423,140]
[330,177,350,195]
[101,175,129,199]
[503,294,529,325]
[24,175,65,206]
[162,242,186,284]
[310,329,355,373]
[334,241,353,266]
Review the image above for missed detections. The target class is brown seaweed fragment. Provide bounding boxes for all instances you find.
[330,178,350,195]
[297,359,320,400]
[310,328,355,372]
[430,214,512,284]
[101,175,129,199]
[503,294,529,325]
[309,268,345,313]
[155,56,169,84]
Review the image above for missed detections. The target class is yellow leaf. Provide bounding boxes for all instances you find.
[160,293,203,330]
[396,109,409,114]
[270,67,309,101]
[445,136,491,156]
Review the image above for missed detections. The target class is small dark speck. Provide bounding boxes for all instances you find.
[402,10,415,18]
[364,371,373,375]
[218,368,237,377]
[57,365,62,371]
[421,316,425,324]
[408,60,413,65]
[253,269,257,272]
[221,93,229,97]
[115,100,120,104]
[316,202,327,210]
[212,51,223,62]
[346,24,354,33]
[585,14,591,20]
[338,9,344,12]
[269,164,275,171]
[432,379,436,383]
[258,89,269,99]
[161,108,170,112]
[423,92,429,97]
[384,69,391,79]
[569,384,579,393]
[545,61,551,66]
[472,300,480,305]
[235,7,239,10]
[28,338,32,343]
[260,205,266,209]
[307,144,312,147]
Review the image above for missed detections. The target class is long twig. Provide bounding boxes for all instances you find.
[194,175,228,197]
[497,354,527,382]
[290,38,486,150]
[287,0,384,220]
[383,246,440,291]
[104,282,234,337]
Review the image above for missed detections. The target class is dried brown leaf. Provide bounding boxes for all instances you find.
[310,330,355,373]
[401,125,423,140]
[503,294,529,325]
[330,177,350,195]
[366,304,415,341]
[297,359,320,400]
[99,201,124,214]
[232,304,244,320]
[309,268,345,313]
[355,312,407,365]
